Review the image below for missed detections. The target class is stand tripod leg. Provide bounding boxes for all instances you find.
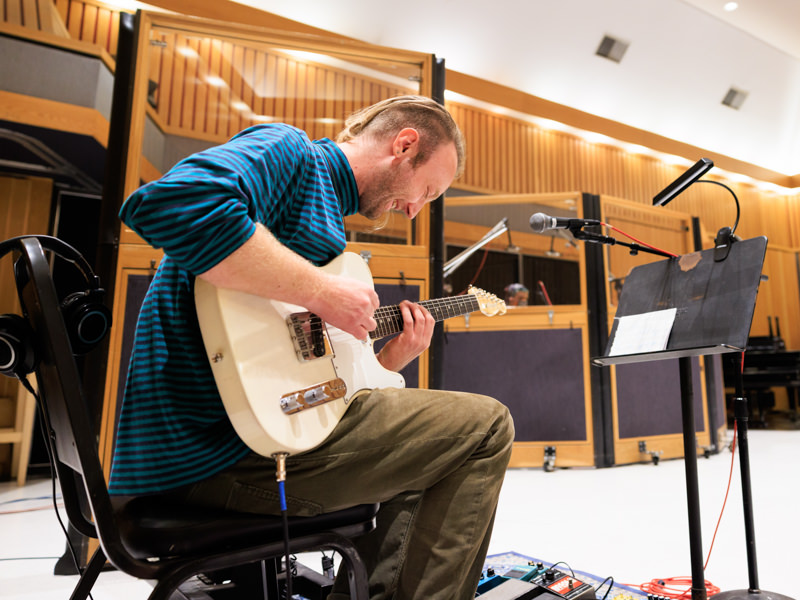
[733,396,760,592]
[679,357,707,600]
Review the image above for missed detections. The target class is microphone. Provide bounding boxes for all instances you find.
[529,212,601,234]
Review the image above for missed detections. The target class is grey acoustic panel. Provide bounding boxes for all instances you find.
[615,357,705,438]
[442,329,587,442]
[374,283,421,388]
[0,36,113,117]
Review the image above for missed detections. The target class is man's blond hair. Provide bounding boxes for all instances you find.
[337,95,465,178]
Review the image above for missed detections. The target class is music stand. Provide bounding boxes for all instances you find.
[594,236,792,600]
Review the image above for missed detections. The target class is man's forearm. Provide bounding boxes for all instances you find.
[197,224,379,340]
[197,224,328,308]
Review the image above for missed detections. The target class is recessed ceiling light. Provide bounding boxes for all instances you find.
[724,2,738,11]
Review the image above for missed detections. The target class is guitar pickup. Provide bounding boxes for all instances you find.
[287,311,333,361]
[279,378,347,414]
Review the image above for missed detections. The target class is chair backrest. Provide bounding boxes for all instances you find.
[9,238,129,563]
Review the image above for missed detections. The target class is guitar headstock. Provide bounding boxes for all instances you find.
[467,287,507,317]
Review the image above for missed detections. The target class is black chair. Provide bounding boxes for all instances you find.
[4,236,377,600]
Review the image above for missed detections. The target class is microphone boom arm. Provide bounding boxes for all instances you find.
[572,228,674,258]
[444,218,509,278]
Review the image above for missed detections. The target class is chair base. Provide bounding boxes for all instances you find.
[172,559,334,600]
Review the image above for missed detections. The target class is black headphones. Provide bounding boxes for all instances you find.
[0,235,112,379]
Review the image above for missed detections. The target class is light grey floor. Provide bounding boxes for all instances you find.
[1,426,798,599]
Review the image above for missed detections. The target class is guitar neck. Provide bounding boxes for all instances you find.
[370,295,480,340]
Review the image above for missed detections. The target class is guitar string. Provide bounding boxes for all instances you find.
[299,295,484,337]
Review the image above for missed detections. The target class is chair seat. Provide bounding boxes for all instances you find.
[116,498,379,559]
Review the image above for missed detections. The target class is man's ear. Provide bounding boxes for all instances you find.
[392,128,420,159]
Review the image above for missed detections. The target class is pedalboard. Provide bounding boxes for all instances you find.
[477,562,596,600]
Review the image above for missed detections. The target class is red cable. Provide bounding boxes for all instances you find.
[603,222,680,258]
[621,409,739,598]
[629,577,722,598]
[537,280,553,306]
[704,421,737,571]
[458,248,490,295]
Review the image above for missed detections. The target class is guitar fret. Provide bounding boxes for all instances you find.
[370,294,482,341]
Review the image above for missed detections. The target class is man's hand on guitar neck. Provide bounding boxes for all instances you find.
[376,300,435,372]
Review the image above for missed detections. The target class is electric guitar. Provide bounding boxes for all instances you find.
[195,252,506,456]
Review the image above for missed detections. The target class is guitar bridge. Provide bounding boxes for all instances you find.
[280,378,347,414]
[287,311,332,361]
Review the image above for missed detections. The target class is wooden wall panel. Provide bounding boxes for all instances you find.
[5,0,22,27]
[0,0,68,36]
[7,2,798,356]
[447,94,800,358]
[0,175,52,476]
[144,28,413,145]
[752,246,800,346]
[52,0,119,53]
[448,99,798,253]
[22,3,796,227]
[0,176,53,317]
[598,196,695,327]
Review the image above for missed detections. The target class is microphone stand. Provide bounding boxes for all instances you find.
[569,226,675,258]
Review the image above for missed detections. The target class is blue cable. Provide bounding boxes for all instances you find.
[273,453,292,599]
[278,480,288,512]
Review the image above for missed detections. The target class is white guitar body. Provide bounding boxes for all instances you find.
[195,253,404,456]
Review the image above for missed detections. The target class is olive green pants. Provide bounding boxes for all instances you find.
[177,387,514,599]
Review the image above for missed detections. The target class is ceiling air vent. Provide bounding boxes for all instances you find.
[596,35,629,63]
[722,87,748,110]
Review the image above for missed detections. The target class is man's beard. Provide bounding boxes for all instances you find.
[359,194,392,230]
[358,162,411,222]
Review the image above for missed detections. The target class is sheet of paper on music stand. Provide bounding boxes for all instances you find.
[608,308,677,356]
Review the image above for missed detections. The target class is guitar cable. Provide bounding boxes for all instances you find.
[272,452,293,599]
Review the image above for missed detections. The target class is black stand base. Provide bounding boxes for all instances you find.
[715,590,795,600]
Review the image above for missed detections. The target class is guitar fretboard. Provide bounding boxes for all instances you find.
[369,294,480,340]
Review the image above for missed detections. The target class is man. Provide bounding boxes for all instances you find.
[504,283,530,307]
[109,95,514,599]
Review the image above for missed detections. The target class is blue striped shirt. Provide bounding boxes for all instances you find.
[108,124,359,495]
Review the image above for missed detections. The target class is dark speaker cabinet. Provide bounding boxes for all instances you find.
[441,316,595,468]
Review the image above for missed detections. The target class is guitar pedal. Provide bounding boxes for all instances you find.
[477,563,548,596]
[529,568,595,600]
